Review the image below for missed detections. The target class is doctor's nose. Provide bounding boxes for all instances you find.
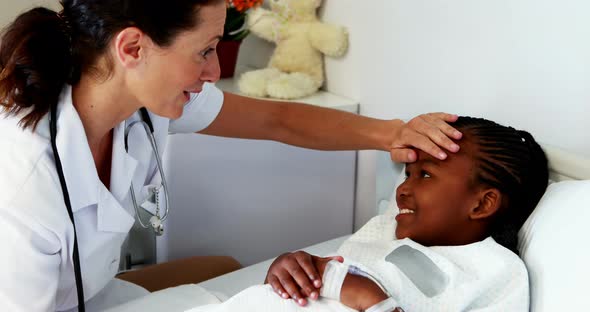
[201,52,221,83]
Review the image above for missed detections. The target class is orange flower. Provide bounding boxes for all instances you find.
[224,0,264,40]
[227,0,263,13]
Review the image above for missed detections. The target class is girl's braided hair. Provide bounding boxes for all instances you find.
[453,117,548,254]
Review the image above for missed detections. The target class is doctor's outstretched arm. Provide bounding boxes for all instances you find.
[198,92,462,162]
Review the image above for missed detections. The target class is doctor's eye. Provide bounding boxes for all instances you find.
[200,47,216,59]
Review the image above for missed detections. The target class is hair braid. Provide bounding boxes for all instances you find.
[452,117,549,254]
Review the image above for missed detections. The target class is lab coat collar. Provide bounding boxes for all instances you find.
[103,118,137,233]
[55,85,135,233]
[110,118,139,203]
[97,184,135,233]
[55,85,99,213]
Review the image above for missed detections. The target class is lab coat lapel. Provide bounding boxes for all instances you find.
[55,86,99,212]
[97,184,135,233]
[110,120,139,203]
[57,85,137,233]
[101,114,141,233]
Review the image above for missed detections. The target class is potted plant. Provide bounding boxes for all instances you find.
[218,0,264,78]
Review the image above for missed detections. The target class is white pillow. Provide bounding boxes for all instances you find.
[517,180,590,312]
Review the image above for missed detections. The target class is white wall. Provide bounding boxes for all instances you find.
[236,0,590,231]
[318,0,361,101]
[349,0,590,229]
[0,0,60,29]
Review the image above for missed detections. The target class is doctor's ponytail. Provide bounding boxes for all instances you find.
[0,7,72,130]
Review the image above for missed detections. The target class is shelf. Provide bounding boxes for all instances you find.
[215,66,359,114]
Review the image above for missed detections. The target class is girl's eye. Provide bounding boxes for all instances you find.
[421,170,431,178]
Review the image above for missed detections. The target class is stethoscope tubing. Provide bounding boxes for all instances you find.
[50,104,86,311]
[124,118,170,230]
[50,106,168,311]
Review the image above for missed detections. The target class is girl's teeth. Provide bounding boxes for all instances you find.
[399,209,415,214]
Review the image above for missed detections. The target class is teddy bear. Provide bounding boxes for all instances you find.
[237,0,348,100]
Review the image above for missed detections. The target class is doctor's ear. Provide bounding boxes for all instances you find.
[114,27,148,68]
[469,188,502,220]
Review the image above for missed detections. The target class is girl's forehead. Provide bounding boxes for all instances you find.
[412,142,476,171]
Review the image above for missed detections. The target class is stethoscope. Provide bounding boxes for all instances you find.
[51,105,169,311]
[125,108,170,236]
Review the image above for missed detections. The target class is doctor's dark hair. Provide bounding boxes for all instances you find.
[452,117,548,255]
[0,0,223,130]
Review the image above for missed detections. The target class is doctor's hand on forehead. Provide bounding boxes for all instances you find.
[386,112,461,163]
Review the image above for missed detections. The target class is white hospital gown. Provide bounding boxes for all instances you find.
[187,211,529,312]
[335,211,529,311]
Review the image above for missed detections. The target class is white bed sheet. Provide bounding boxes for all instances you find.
[198,235,350,298]
[104,236,350,312]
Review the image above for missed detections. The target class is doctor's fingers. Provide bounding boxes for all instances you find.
[391,124,458,163]
[399,113,462,160]
[414,112,461,137]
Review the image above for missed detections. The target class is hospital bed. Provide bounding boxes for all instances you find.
[108,144,590,311]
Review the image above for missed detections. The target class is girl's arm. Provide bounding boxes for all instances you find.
[339,274,390,310]
[267,251,402,310]
[316,259,391,310]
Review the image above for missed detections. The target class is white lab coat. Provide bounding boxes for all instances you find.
[0,83,223,311]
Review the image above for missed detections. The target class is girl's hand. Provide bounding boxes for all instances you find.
[264,251,343,306]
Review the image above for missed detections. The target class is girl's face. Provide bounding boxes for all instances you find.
[395,144,484,246]
[130,2,226,119]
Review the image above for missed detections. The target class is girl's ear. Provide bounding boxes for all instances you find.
[469,188,502,220]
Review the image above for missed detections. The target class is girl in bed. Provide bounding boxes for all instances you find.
[189,116,548,312]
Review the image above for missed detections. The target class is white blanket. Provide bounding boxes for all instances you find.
[187,211,529,312]
[187,284,355,312]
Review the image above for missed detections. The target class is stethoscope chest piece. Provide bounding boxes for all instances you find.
[149,215,164,235]
[124,109,170,236]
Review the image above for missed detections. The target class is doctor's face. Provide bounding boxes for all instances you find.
[394,146,483,247]
[132,2,225,119]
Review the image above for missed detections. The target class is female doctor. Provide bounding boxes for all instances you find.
[0,0,462,311]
